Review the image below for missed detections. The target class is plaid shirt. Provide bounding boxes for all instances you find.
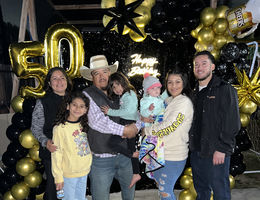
[83,91,141,157]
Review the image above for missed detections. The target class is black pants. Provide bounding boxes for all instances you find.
[42,159,58,200]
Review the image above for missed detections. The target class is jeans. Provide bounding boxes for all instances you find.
[153,159,186,200]
[63,175,88,200]
[190,152,231,200]
[89,154,134,200]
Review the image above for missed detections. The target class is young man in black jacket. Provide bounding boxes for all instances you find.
[189,51,240,200]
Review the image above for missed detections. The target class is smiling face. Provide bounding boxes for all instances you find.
[193,54,215,86]
[112,81,124,96]
[49,70,67,96]
[67,97,88,122]
[91,68,110,91]
[167,74,183,98]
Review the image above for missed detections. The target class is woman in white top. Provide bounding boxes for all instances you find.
[143,67,194,200]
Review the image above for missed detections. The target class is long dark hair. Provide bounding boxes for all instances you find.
[54,92,90,133]
[43,67,73,94]
[165,67,193,100]
[108,72,136,98]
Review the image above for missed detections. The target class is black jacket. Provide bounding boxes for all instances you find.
[189,75,241,157]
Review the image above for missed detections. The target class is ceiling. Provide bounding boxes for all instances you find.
[47,0,104,31]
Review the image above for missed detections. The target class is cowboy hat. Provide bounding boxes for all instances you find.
[80,55,119,81]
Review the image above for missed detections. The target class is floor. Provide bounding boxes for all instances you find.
[87,188,260,200]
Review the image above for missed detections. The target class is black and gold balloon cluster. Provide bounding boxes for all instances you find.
[0,97,46,200]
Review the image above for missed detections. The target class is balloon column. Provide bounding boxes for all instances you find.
[178,167,236,200]
[102,0,155,42]
[0,97,45,200]
[3,23,88,199]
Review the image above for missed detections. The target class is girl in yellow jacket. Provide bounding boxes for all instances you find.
[51,92,92,200]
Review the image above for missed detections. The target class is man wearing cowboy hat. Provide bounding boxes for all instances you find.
[80,55,139,200]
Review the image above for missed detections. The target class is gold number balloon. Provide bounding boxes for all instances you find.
[11,182,30,200]
[9,41,47,98]
[44,23,84,79]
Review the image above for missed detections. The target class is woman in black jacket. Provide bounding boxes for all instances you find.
[31,67,72,200]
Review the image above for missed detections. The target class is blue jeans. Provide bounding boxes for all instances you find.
[63,175,88,200]
[153,159,186,200]
[89,154,134,200]
[190,152,231,200]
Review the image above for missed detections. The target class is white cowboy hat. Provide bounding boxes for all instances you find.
[80,55,119,81]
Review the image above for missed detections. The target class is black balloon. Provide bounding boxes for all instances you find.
[238,43,249,58]
[230,162,246,177]
[11,112,31,130]
[151,2,166,20]
[22,98,36,114]
[7,141,28,159]
[4,167,23,185]
[36,161,45,174]
[72,78,88,91]
[0,174,12,195]
[6,124,21,142]
[220,42,240,63]
[2,151,17,167]
[236,133,252,151]
[231,152,244,165]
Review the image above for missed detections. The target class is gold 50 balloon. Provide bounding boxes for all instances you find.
[9,23,84,98]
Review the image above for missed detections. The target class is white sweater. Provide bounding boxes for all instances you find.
[145,94,194,161]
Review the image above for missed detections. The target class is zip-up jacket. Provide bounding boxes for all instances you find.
[189,75,241,157]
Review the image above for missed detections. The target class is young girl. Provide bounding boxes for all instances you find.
[101,72,141,188]
[51,92,92,200]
